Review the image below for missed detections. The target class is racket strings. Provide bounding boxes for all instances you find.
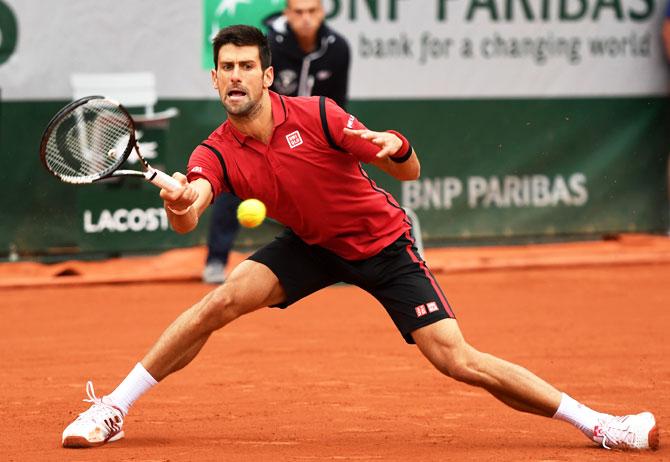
[44,100,133,181]
[46,108,109,176]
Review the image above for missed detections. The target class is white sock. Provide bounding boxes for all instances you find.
[552,393,607,439]
[104,363,158,415]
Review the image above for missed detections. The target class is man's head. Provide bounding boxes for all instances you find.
[212,25,271,70]
[285,0,325,44]
[210,25,274,117]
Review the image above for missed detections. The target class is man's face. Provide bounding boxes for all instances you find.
[285,0,324,41]
[211,44,273,116]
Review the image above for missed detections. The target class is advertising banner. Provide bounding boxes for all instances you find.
[327,0,669,98]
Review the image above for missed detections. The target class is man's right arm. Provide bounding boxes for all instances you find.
[160,176,213,234]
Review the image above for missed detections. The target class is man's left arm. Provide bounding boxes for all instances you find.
[343,128,420,181]
[323,97,419,180]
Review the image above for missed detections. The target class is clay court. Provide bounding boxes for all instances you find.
[1,235,668,461]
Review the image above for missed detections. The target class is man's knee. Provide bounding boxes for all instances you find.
[195,287,244,330]
[430,342,481,383]
[413,321,482,384]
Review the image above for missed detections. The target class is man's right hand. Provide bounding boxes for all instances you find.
[160,173,199,215]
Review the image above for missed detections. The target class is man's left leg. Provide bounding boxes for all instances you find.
[412,319,659,450]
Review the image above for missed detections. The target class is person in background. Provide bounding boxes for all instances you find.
[203,0,351,284]
[201,191,240,284]
[265,0,350,108]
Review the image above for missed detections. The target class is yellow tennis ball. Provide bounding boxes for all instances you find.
[237,198,266,228]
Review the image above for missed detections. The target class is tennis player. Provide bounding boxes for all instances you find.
[62,25,659,451]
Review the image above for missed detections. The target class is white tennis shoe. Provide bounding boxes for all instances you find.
[592,412,659,450]
[62,381,125,448]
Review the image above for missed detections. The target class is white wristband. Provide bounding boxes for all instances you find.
[166,205,191,216]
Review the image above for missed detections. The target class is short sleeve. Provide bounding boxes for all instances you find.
[186,145,226,197]
[322,98,379,164]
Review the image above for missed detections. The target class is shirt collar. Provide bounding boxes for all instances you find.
[227,91,287,146]
[270,90,288,128]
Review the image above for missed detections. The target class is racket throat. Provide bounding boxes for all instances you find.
[144,168,160,183]
[134,142,150,169]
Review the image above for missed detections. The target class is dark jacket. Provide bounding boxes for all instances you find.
[265,14,350,108]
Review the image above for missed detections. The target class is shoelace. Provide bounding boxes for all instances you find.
[83,380,102,406]
[77,381,123,429]
[597,415,634,449]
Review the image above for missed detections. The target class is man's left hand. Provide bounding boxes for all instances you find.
[343,128,402,159]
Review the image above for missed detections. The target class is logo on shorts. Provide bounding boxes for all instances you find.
[415,301,439,317]
[286,130,303,149]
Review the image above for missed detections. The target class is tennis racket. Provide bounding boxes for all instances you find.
[39,95,181,191]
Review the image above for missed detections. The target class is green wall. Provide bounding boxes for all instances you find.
[1,97,668,258]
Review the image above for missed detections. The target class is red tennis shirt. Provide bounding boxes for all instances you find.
[186,91,410,260]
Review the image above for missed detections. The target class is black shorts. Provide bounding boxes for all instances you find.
[248,228,455,344]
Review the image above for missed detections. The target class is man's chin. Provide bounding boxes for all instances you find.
[223,102,251,116]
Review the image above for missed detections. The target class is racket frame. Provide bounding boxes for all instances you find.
[39,95,180,191]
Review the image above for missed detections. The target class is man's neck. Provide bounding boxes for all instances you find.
[296,34,318,54]
[229,92,274,145]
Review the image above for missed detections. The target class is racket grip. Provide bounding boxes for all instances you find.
[145,168,182,191]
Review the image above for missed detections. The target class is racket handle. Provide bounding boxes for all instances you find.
[145,168,182,191]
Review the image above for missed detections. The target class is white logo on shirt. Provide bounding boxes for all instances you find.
[191,166,203,173]
[346,115,355,129]
[316,70,332,81]
[286,130,303,149]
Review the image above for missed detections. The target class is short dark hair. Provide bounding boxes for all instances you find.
[212,25,271,70]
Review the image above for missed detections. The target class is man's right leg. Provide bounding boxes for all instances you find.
[62,260,285,448]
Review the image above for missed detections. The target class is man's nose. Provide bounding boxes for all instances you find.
[230,65,241,81]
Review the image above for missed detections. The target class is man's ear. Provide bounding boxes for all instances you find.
[263,66,274,88]
[211,69,218,90]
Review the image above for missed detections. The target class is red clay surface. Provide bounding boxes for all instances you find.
[1,235,668,461]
